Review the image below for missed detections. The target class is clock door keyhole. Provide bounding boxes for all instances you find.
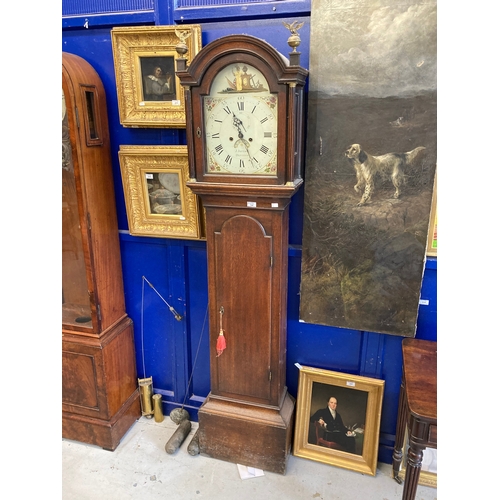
[196,127,201,138]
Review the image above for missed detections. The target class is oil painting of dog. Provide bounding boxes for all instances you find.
[299,0,436,337]
[345,144,426,206]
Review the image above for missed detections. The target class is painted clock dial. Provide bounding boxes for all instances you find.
[204,63,278,175]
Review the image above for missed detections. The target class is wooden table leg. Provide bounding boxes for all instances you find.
[401,443,424,500]
[392,382,407,483]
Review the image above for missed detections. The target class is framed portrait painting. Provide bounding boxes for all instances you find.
[293,365,384,476]
[118,145,203,240]
[111,25,202,127]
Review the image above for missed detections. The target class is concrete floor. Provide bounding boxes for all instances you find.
[62,416,437,499]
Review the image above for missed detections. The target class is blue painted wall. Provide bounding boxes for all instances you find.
[62,0,436,464]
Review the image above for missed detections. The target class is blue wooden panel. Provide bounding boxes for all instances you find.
[174,0,311,22]
[62,12,156,29]
[63,0,153,16]
[178,0,278,5]
[62,0,155,28]
[119,235,209,419]
[119,237,179,392]
[360,332,385,379]
[185,245,211,406]
[416,257,437,341]
[286,323,364,402]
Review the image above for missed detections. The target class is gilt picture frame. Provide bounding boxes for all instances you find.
[118,145,203,239]
[293,365,384,476]
[111,25,202,127]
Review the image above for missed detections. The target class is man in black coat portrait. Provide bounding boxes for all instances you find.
[310,396,356,453]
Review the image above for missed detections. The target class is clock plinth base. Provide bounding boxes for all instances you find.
[62,318,141,451]
[62,391,140,451]
[198,392,295,474]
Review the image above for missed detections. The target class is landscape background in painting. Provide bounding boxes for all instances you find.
[300,0,437,336]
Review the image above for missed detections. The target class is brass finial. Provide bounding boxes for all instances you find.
[175,28,191,71]
[175,28,191,57]
[283,21,304,53]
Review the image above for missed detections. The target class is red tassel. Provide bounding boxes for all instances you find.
[216,329,226,357]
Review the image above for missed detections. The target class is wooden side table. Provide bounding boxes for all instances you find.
[392,338,437,499]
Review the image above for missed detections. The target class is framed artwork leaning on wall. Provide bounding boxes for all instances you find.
[293,365,384,476]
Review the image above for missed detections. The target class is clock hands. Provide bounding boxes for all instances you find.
[231,111,256,169]
[241,140,256,168]
[232,114,249,149]
[234,137,256,169]
[232,112,246,132]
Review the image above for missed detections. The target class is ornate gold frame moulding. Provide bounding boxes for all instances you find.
[293,365,384,476]
[111,25,202,127]
[118,145,203,239]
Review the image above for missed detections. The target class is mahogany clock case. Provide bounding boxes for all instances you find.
[176,35,308,474]
[62,52,140,451]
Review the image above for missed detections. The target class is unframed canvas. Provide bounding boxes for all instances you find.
[300,0,437,336]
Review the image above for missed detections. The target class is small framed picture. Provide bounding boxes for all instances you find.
[111,25,202,127]
[118,145,203,239]
[293,365,384,476]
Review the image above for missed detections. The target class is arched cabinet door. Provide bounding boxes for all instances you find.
[213,215,273,402]
[62,52,140,451]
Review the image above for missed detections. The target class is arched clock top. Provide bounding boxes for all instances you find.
[177,33,308,189]
[177,34,308,90]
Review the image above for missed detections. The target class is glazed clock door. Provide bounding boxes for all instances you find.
[213,214,272,402]
[62,96,92,329]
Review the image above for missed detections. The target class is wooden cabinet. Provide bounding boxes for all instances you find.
[62,52,140,450]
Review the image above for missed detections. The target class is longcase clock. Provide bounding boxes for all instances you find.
[176,33,308,474]
[62,52,140,450]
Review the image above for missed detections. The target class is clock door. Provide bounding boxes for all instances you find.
[62,93,93,329]
[213,214,273,403]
